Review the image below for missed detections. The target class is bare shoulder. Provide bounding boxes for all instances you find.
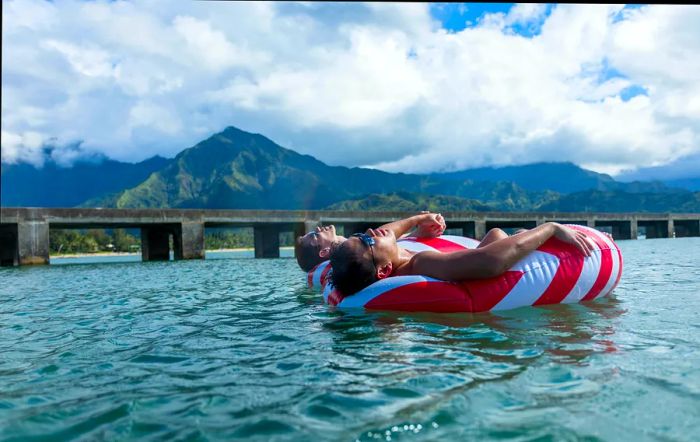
[393,250,442,276]
[402,248,488,281]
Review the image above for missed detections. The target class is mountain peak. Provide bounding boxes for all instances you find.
[221,125,254,137]
[4,126,697,211]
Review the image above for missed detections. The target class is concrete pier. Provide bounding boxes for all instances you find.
[475,220,486,240]
[630,219,639,240]
[18,221,50,265]
[177,222,205,260]
[1,208,699,266]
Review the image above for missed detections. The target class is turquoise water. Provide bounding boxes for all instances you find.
[1,238,699,441]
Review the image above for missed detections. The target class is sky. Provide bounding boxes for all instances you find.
[2,2,700,180]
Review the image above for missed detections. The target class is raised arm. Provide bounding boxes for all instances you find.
[404,222,592,281]
[378,213,445,239]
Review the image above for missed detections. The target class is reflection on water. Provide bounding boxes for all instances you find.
[317,299,629,440]
[324,295,625,365]
[1,238,699,441]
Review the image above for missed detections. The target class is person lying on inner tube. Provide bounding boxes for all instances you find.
[328,222,595,296]
[295,212,447,272]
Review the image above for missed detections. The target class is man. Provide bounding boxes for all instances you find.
[329,222,594,296]
[295,212,446,272]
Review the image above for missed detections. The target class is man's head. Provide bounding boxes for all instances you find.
[294,225,345,272]
[329,228,398,295]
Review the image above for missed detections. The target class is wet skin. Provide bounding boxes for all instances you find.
[299,225,346,256]
[348,223,595,282]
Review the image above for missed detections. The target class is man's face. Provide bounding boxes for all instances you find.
[301,225,343,251]
[347,227,399,266]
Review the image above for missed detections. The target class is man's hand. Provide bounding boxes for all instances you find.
[414,213,446,238]
[552,223,594,257]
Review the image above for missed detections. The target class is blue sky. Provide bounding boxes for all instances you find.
[428,3,644,33]
[2,2,698,180]
[431,3,517,32]
[430,3,647,102]
[430,3,551,36]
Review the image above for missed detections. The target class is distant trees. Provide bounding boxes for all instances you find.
[49,228,294,255]
[112,229,139,252]
[50,229,139,255]
[204,229,294,249]
[205,230,251,250]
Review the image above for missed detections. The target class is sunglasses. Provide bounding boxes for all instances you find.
[351,233,376,269]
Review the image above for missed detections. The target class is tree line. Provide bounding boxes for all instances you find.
[49,228,295,255]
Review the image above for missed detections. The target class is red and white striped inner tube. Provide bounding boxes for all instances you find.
[306,226,623,313]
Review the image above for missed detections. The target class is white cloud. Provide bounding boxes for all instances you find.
[42,40,116,78]
[1,130,46,166]
[1,2,699,179]
[128,101,182,136]
[214,26,426,129]
[506,3,549,26]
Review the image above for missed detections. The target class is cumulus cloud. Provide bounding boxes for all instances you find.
[1,130,46,166]
[1,1,699,180]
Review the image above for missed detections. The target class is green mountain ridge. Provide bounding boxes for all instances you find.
[326,192,495,212]
[1,155,168,207]
[100,127,565,211]
[3,125,699,213]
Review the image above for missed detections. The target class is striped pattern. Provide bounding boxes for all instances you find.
[308,261,331,290]
[309,228,623,313]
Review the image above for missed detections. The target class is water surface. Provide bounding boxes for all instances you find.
[1,238,699,441]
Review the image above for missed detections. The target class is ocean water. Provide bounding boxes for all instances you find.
[1,238,698,441]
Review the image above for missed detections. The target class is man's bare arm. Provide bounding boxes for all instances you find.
[378,213,445,239]
[406,223,592,281]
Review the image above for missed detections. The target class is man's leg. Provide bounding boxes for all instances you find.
[477,228,509,248]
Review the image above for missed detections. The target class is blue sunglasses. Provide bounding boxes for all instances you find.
[352,233,377,269]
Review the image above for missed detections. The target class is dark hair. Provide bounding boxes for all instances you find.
[294,236,324,272]
[329,240,377,296]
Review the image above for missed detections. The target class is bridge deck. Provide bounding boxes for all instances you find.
[1,208,699,266]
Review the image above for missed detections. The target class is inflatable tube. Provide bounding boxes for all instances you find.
[306,226,623,313]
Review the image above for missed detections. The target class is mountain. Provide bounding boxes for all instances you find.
[2,125,698,213]
[101,127,565,210]
[1,155,169,208]
[101,126,420,209]
[417,180,559,211]
[325,189,700,213]
[433,162,616,193]
[537,190,700,213]
[326,192,494,212]
[432,162,682,194]
[663,178,700,192]
[614,152,700,192]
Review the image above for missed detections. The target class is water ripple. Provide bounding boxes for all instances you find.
[1,239,700,440]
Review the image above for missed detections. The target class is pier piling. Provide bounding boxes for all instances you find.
[17,221,50,265]
[177,222,205,260]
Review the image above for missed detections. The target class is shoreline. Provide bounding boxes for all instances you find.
[50,246,294,259]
